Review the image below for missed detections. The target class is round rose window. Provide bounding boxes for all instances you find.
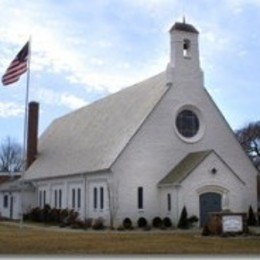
[176,110,199,138]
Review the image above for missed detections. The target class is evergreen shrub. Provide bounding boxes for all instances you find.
[152,217,162,228]
[137,217,148,228]
[247,205,257,226]
[162,217,172,228]
[123,218,133,229]
[177,206,189,229]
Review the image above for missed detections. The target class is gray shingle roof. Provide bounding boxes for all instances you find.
[24,72,168,180]
[0,177,34,192]
[170,22,199,34]
[158,150,212,186]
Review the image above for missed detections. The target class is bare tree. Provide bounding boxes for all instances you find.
[0,136,23,172]
[236,121,260,170]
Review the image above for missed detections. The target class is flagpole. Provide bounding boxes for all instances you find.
[20,37,32,228]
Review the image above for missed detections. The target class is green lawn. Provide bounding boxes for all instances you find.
[1,222,260,255]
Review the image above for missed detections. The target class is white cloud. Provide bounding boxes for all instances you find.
[122,0,178,13]
[226,0,260,14]
[35,88,88,110]
[238,50,248,57]
[0,0,172,100]
[0,102,24,118]
[90,57,105,66]
[201,30,231,52]
[228,0,260,7]
[0,0,254,106]
[0,1,86,82]
[60,93,88,110]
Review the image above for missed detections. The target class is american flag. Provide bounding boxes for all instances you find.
[2,41,29,86]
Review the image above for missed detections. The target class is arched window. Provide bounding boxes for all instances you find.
[183,39,191,57]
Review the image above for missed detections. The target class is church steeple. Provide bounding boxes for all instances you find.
[166,19,203,87]
[169,20,200,69]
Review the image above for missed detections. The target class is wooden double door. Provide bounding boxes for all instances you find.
[199,192,221,227]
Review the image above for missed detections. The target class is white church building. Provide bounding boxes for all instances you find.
[22,20,257,227]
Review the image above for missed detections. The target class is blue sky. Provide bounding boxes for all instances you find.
[0,0,260,145]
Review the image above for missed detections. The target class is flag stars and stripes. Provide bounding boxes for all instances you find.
[2,41,29,86]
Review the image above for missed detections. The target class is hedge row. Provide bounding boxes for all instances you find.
[24,204,199,231]
[119,216,173,230]
[23,205,105,230]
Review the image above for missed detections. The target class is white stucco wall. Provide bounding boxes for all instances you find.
[176,152,247,224]
[33,171,111,225]
[110,27,257,227]
[0,190,35,220]
[111,76,257,226]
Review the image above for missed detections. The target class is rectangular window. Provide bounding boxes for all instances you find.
[100,187,104,209]
[138,187,143,209]
[77,188,81,208]
[3,195,8,208]
[43,190,46,207]
[39,191,42,208]
[59,189,62,208]
[72,188,76,208]
[94,187,97,209]
[167,193,171,211]
[54,190,58,208]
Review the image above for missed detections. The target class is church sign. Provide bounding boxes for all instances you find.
[222,215,243,233]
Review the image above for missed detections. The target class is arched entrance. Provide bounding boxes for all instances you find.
[199,192,221,227]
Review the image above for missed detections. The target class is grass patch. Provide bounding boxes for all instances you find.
[1,222,260,255]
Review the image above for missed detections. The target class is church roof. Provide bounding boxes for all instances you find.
[0,177,34,192]
[158,150,212,186]
[170,22,199,34]
[158,150,246,186]
[24,72,168,180]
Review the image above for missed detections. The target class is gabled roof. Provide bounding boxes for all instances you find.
[158,150,212,186]
[0,177,34,192]
[158,150,246,186]
[24,72,168,180]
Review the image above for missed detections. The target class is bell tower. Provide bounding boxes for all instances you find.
[166,19,203,87]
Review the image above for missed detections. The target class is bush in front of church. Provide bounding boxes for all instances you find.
[152,217,162,228]
[137,217,148,228]
[162,217,173,228]
[177,206,189,229]
[247,205,257,226]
